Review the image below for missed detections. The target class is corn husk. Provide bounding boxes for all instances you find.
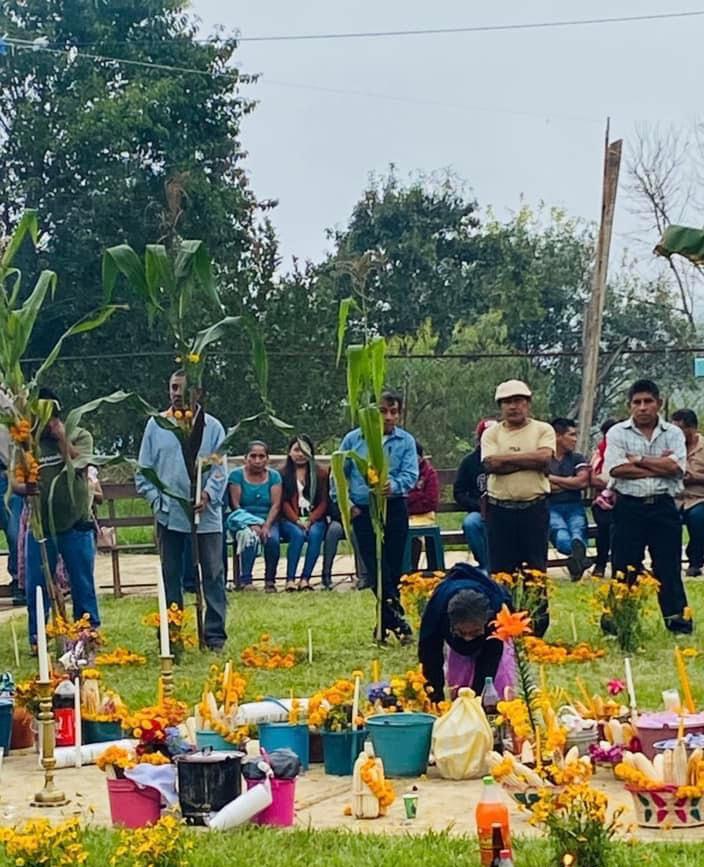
[652,753,665,784]
[663,751,675,786]
[564,746,580,765]
[634,753,656,778]
[688,749,703,785]
[674,742,689,787]
[622,751,637,769]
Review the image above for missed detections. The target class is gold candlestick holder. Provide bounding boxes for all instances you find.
[31,680,68,807]
[160,654,175,699]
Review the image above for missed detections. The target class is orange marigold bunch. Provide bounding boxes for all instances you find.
[525,637,604,665]
[13,450,39,485]
[240,634,303,670]
[9,417,31,443]
[360,757,395,808]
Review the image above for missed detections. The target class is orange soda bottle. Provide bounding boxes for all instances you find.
[475,776,511,866]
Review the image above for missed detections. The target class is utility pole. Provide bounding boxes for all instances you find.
[577,120,622,454]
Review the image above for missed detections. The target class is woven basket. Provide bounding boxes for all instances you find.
[627,785,704,829]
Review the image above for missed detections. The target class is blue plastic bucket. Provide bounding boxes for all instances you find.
[258,723,309,770]
[196,730,233,752]
[366,712,435,777]
[0,699,12,757]
[322,729,367,776]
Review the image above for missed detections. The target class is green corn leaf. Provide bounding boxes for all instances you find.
[136,466,194,517]
[359,406,387,485]
[102,245,150,301]
[63,390,148,441]
[145,244,175,299]
[191,316,241,357]
[8,271,57,369]
[369,336,386,402]
[336,297,355,365]
[30,305,126,386]
[242,315,268,401]
[0,210,39,274]
[267,414,294,433]
[217,412,268,454]
[346,345,367,425]
[331,450,355,546]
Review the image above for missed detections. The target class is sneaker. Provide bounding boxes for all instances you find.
[667,615,694,635]
[264,583,277,594]
[591,565,605,579]
[285,581,297,593]
[566,540,588,582]
[207,643,225,653]
[686,566,703,578]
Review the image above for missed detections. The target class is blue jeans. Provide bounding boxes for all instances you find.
[683,503,704,569]
[462,512,489,573]
[549,501,588,555]
[239,523,280,584]
[26,528,100,645]
[279,519,326,580]
[0,473,22,580]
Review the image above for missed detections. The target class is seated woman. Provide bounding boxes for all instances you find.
[227,440,282,592]
[279,435,329,591]
[408,440,440,570]
[419,563,515,702]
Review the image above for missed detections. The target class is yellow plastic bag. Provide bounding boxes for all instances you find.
[432,687,493,780]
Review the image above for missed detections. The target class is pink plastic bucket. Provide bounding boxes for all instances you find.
[245,777,296,826]
[107,777,162,828]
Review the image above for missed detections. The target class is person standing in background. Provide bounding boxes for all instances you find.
[408,441,440,570]
[454,419,495,574]
[590,418,618,578]
[672,408,704,577]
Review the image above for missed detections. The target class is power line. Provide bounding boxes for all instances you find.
[233,9,704,43]
[19,345,704,364]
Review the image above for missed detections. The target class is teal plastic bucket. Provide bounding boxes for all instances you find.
[258,723,309,770]
[0,700,12,757]
[366,712,435,777]
[196,730,233,752]
[322,729,367,776]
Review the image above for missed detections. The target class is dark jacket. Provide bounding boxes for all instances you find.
[453,447,485,513]
[418,563,511,701]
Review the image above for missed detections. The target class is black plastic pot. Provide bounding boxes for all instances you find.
[176,749,244,825]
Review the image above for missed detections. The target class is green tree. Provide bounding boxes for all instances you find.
[0,0,277,450]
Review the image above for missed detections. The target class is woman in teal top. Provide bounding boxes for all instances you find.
[227,441,282,591]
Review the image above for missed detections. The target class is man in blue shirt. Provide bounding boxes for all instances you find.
[136,371,228,651]
[339,389,419,643]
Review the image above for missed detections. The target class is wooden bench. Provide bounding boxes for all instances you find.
[94,469,599,596]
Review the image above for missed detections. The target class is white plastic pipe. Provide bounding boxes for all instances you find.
[207,781,273,830]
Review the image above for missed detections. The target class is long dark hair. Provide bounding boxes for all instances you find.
[281,435,318,503]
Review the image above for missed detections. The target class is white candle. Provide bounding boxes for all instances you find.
[10,620,20,668]
[624,657,637,709]
[156,565,170,657]
[570,613,578,644]
[307,628,313,664]
[194,457,203,527]
[351,675,360,732]
[74,678,82,768]
[35,586,49,683]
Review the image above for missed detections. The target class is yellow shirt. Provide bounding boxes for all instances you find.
[481,419,556,502]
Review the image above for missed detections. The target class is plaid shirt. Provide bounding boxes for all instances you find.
[604,416,686,499]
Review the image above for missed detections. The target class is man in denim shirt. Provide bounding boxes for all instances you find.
[136,371,227,650]
[340,389,418,643]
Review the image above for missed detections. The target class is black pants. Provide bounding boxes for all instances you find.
[353,498,409,632]
[611,494,687,620]
[682,503,704,570]
[592,503,613,570]
[487,498,549,637]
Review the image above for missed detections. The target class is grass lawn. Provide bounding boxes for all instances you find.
[3,575,704,863]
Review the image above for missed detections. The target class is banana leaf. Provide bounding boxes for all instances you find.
[655,225,704,265]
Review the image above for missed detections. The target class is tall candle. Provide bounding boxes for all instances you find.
[675,646,696,714]
[156,565,170,657]
[223,661,232,714]
[194,457,203,526]
[535,728,542,772]
[624,658,637,710]
[74,678,82,769]
[570,613,578,645]
[352,676,361,732]
[371,659,380,683]
[307,628,313,664]
[35,587,49,683]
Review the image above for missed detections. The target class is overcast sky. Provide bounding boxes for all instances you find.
[190,0,703,270]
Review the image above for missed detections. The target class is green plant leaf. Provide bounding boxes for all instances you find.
[218,412,268,454]
[102,245,149,301]
[369,336,386,402]
[0,210,39,274]
[346,345,367,424]
[331,450,355,546]
[63,390,149,441]
[136,466,194,516]
[30,305,126,386]
[145,244,175,299]
[5,270,57,371]
[191,316,241,357]
[336,296,355,365]
[242,315,268,400]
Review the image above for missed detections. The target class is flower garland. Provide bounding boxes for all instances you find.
[95,648,147,666]
[240,634,303,669]
[360,757,395,808]
[525,637,604,665]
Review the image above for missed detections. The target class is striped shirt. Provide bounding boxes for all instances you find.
[604,416,686,499]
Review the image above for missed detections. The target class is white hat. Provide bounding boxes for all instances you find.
[495,379,532,401]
